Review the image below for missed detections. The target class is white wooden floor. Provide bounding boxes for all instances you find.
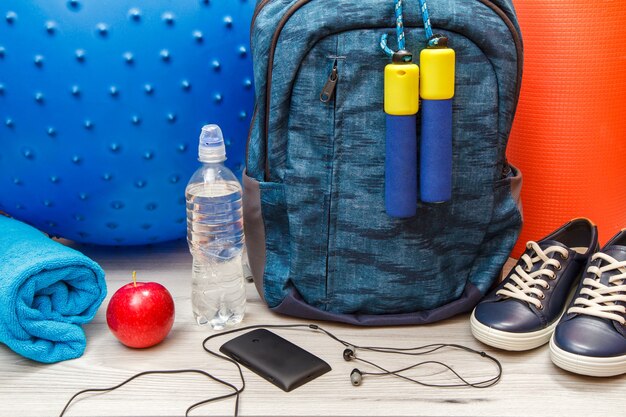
[0,240,623,417]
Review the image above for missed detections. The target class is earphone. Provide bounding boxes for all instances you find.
[350,368,363,386]
[60,323,503,417]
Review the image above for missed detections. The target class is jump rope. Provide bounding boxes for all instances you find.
[382,0,455,217]
[59,323,502,417]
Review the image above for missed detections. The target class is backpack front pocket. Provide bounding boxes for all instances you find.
[281,28,505,314]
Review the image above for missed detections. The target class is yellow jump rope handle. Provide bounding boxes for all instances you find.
[384,61,419,115]
[420,47,455,101]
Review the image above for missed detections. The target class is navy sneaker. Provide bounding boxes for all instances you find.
[550,229,626,377]
[471,218,598,351]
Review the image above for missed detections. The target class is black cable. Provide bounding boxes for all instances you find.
[59,323,503,416]
[58,369,240,417]
[201,323,502,392]
[349,343,503,388]
[308,325,502,388]
[355,353,502,388]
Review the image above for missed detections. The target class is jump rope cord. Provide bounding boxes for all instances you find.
[418,0,435,41]
[59,323,502,417]
[380,0,438,58]
[380,0,406,57]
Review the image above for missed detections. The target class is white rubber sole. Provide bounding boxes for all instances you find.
[549,335,626,377]
[470,310,560,351]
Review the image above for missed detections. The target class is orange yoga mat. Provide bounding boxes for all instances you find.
[507,0,626,257]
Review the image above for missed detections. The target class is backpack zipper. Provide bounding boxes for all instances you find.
[320,60,339,103]
[251,0,522,46]
[254,0,523,182]
[251,0,274,42]
[261,0,315,181]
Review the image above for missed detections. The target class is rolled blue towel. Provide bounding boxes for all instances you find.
[0,215,106,363]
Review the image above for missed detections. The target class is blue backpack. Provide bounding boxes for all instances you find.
[243,0,523,325]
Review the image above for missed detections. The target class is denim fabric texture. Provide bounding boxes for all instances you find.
[245,0,523,321]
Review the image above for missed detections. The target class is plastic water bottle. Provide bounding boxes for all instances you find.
[186,125,246,329]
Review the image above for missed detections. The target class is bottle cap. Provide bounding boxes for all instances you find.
[198,124,226,163]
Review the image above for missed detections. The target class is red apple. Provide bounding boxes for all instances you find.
[106,273,175,348]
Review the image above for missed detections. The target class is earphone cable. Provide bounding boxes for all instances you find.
[58,369,241,417]
[354,352,502,388]
[355,342,503,387]
[60,323,503,417]
[311,327,503,388]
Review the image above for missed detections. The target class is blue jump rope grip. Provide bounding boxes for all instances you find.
[420,99,453,203]
[385,114,418,218]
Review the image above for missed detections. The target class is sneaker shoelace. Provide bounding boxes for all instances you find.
[567,252,626,325]
[496,241,569,310]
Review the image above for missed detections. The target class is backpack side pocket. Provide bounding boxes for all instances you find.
[468,163,523,293]
[242,172,290,307]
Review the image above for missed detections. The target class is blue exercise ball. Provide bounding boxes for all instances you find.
[0,0,255,245]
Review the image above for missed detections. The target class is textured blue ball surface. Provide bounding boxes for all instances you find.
[0,0,255,245]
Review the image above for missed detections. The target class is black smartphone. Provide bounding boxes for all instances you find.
[219,329,331,392]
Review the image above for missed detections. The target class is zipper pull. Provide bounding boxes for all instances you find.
[320,61,338,103]
[501,160,512,178]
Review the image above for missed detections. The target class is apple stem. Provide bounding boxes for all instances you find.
[132,271,137,287]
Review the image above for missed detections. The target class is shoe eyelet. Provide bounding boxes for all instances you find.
[537,304,544,310]
[555,263,562,271]
[561,252,569,260]
[539,293,545,300]
[545,284,551,291]
[526,242,533,250]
